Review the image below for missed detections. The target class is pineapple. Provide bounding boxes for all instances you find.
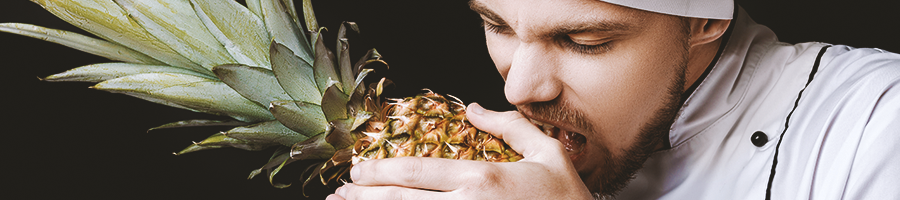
[1,0,522,193]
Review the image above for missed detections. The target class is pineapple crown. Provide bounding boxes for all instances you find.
[1,0,387,191]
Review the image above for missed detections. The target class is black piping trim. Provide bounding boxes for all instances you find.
[764,45,831,199]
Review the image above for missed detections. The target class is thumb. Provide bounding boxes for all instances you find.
[466,103,565,160]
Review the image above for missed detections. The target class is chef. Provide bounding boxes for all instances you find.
[328,0,900,199]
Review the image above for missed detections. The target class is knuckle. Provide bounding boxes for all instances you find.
[464,164,503,187]
[398,158,425,185]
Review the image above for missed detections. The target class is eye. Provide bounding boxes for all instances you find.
[562,36,613,55]
[482,21,513,35]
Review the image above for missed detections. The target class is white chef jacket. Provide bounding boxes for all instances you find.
[615,7,900,200]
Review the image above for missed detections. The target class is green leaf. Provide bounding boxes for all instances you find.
[349,68,375,98]
[290,134,336,160]
[94,73,274,122]
[190,0,271,69]
[270,42,322,104]
[31,0,204,73]
[312,31,340,94]
[44,62,216,82]
[148,119,249,132]
[116,0,236,71]
[224,120,308,146]
[301,0,318,33]
[353,48,387,76]
[248,147,291,180]
[269,100,327,137]
[213,64,292,107]
[176,132,272,155]
[269,155,293,188]
[261,0,313,65]
[281,0,301,29]
[321,84,349,122]
[0,23,163,65]
[336,22,358,95]
[327,118,355,150]
[245,0,262,19]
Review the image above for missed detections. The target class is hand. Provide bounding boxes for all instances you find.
[326,103,593,200]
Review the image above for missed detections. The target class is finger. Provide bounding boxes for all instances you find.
[337,183,454,200]
[325,194,345,200]
[350,156,497,191]
[466,103,564,159]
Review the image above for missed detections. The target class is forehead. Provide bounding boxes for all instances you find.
[470,0,649,37]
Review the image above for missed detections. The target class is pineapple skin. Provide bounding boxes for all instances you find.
[353,91,523,164]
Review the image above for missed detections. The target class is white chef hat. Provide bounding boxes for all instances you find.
[601,0,733,19]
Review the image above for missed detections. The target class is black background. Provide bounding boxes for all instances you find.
[1,0,897,199]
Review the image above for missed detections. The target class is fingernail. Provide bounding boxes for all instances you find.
[350,164,361,181]
[335,186,346,197]
[469,103,484,115]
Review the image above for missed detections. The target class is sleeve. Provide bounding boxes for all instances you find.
[838,51,900,199]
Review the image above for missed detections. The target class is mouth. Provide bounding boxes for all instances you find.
[529,118,587,162]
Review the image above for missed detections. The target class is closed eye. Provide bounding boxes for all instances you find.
[483,21,513,35]
[561,36,613,55]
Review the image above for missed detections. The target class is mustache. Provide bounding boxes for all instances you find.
[520,98,594,133]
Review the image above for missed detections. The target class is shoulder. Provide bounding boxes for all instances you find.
[791,44,900,199]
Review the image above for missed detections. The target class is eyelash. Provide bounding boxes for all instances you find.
[483,21,614,54]
[562,39,613,55]
[483,22,511,34]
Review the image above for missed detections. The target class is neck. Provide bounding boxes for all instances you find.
[683,38,723,92]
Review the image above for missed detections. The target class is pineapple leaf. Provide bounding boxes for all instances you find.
[290,134,336,160]
[336,22,358,95]
[322,84,350,122]
[190,0,271,69]
[224,121,309,146]
[94,73,274,122]
[268,100,327,137]
[261,0,313,65]
[301,162,325,197]
[327,118,356,150]
[245,0,263,19]
[271,42,322,104]
[301,0,318,33]
[30,0,204,73]
[353,49,388,75]
[269,156,293,189]
[248,147,292,179]
[44,62,216,83]
[213,64,292,107]
[0,23,163,65]
[312,30,341,94]
[176,132,273,155]
[148,119,249,132]
[349,68,376,99]
[280,0,302,29]
[115,0,236,71]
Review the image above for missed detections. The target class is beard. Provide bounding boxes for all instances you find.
[519,37,691,198]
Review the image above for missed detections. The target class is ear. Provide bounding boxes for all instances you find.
[688,18,731,47]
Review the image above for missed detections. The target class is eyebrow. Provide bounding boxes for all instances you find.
[469,0,507,25]
[468,0,635,39]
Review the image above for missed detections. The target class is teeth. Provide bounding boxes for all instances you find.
[529,119,557,137]
[527,118,585,156]
[563,131,586,155]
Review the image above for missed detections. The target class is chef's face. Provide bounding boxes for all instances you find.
[471,0,691,196]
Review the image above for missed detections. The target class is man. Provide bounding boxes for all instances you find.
[328,0,899,199]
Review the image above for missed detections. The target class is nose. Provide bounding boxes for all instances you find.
[504,42,561,105]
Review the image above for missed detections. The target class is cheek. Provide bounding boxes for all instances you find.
[562,39,684,144]
[485,34,518,80]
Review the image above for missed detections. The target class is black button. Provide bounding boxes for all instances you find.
[751,131,768,147]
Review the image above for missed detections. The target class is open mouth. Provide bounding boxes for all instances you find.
[531,119,587,161]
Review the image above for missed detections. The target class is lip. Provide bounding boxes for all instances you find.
[521,111,588,163]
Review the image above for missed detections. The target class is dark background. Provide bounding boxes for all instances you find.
[1,0,897,199]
